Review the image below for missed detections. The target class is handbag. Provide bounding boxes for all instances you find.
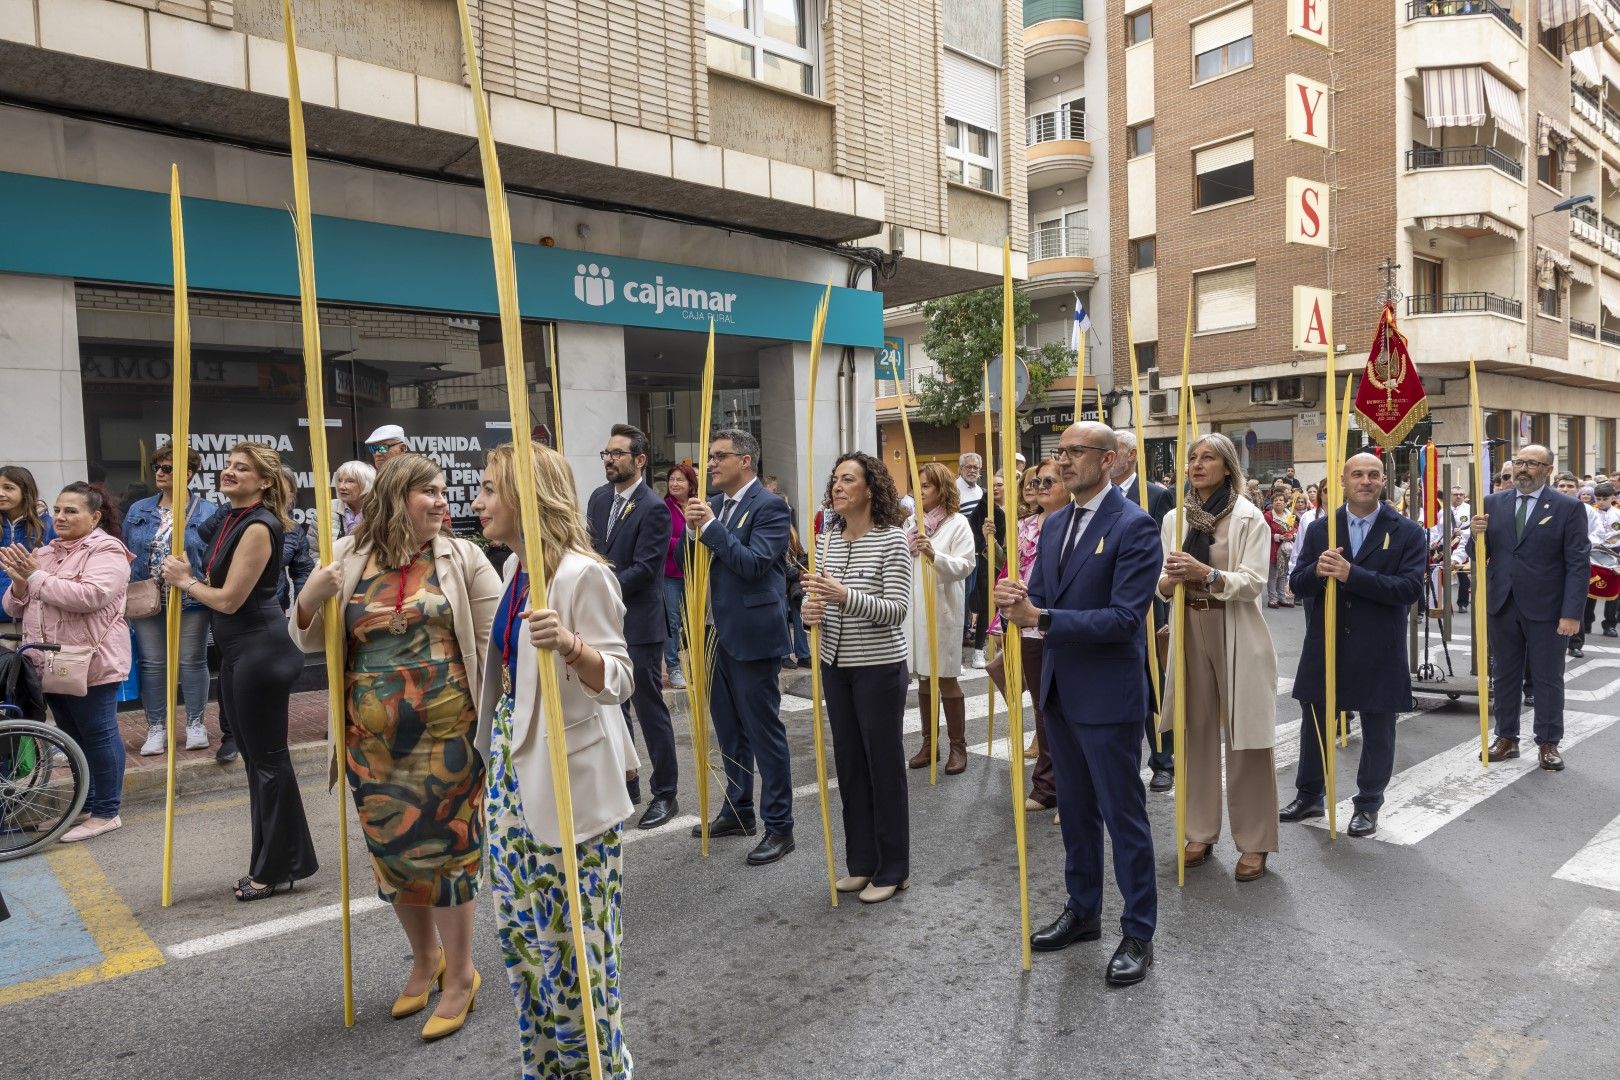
[125,578,160,620]
[38,642,96,697]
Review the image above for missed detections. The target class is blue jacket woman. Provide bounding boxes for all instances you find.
[0,465,55,616]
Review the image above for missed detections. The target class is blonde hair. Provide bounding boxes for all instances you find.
[1017,463,1046,518]
[1189,433,1248,499]
[353,454,444,570]
[484,441,605,580]
[229,441,293,529]
[918,461,960,514]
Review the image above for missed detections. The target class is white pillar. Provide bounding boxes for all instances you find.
[0,274,85,495]
[555,322,627,509]
[758,341,840,538]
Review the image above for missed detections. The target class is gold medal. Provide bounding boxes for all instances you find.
[500,663,512,696]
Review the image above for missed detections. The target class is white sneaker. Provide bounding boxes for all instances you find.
[185,721,209,751]
[970,649,988,669]
[670,669,687,689]
[61,816,122,843]
[139,726,165,756]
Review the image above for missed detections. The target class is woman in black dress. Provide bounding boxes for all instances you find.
[162,442,317,900]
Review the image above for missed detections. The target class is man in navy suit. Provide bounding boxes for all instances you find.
[1109,429,1176,791]
[996,422,1161,987]
[684,428,796,865]
[1282,453,1425,837]
[588,423,679,829]
[1471,444,1590,770]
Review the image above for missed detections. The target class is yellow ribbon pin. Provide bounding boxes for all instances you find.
[738,511,750,528]
[1539,516,1551,525]
[1383,532,1390,550]
[1095,536,1105,555]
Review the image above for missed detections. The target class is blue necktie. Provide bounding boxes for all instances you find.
[1349,517,1365,558]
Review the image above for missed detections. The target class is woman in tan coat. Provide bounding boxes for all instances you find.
[905,461,976,774]
[290,453,501,1038]
[1157,433,1279,881]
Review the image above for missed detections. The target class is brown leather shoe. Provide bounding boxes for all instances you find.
[943,697,968,775]
[1487,737,1520,762]
[1182,841,1212,867]
[1235,852,1268,882]
[1538,743,1565,771]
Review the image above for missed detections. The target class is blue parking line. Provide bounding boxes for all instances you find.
[0,857,102,988]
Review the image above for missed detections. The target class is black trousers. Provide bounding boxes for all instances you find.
[821,660,910,886]
[1455,570,1471,610]
[1293,701,1398,812]
[622,641,678,799]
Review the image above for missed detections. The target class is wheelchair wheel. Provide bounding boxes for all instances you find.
[0,719,90,861]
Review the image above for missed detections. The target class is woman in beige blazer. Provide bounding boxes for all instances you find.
[470,440,638,1080]
[290,453,501,1039]
[1157,433,1280,882]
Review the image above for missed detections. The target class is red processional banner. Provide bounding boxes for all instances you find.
[1352,302,1429,449]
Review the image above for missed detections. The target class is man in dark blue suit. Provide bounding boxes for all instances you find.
[588,423,679,829]
[1282,453,1425,837]
[1472,444,1590,771]
[1109,429,1176,790]
[684,428,796,865]
[996,422,1161,987]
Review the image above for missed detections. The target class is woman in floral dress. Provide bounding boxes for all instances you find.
[291,453,500,1039]
[471,440,638,1079]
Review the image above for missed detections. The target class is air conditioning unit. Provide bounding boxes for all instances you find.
[1149,389,1179,419]
[1275,376,1308,403]
[1250,381,1274,404]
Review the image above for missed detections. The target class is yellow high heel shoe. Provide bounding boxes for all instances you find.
[421,970,480,1041]
[391,951,446,1019]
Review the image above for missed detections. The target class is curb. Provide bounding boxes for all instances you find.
[121,740,332,805]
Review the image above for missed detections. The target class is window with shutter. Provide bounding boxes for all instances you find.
[1194,135,1254,208]
[943,51,1001,192]
[1194,264,1257,333]
[1192,5,1253,83]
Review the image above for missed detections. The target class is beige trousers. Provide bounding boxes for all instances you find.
[1183,606,1280,853]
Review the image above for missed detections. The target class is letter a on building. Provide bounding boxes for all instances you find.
[1293,286,1333,353]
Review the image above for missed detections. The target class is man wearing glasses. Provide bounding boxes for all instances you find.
[995,422,1161,986]
[684,428,796,865]
[587,423,679,829]
[363,424,409,469]
[1470,445,1590,771]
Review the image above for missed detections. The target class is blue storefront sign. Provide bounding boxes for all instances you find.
[878,336,906,381]
[0,171,884,349]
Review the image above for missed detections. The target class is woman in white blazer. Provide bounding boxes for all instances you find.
[1157,433,1280,883]
[471,440,638,1080]
[905,461,977,775]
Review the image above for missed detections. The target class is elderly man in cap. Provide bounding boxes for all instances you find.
[364,424,409,469]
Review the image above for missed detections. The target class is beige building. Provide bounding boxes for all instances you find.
[1109,0,1620,488]
[0,0,1029,529]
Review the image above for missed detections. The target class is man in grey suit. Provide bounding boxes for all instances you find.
[1470,444,1590,771]
[1109,430,1175,791]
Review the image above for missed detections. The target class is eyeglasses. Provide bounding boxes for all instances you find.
[1031,477,1059,490]
[707,451,743,462]
[1052,444,1107,461]
[153,463,173,474]
[598,450,632,461]
[1510,458,1552,469]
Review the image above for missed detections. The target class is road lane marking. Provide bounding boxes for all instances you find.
[1535,907,1620,986]
[165,897,390,960]
[1553,812,1620,893]
[1305,711,1619,845]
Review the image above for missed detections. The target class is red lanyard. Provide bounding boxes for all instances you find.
[499,571,531,674]
[203,503,261,579]
[394,541,434,618]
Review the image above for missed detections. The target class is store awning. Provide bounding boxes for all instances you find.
[1420,67,1487,128]
[1602,274,1620,319]
[1481,69,1527,145]
[1570,46,1603,88]
[1570,258,1596,287]
[1540,0,1616,52]
[1416,213,1521,240]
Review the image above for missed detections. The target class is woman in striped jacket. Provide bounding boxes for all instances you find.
[802,451,913,905]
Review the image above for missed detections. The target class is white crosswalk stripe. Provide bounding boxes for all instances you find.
[1536,907,1620,986]
[1554,812,1620,894]
[1305,711,1619,845]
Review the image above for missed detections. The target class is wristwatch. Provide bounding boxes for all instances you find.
[1203,568,1220,590]
[1037,608,1053,633]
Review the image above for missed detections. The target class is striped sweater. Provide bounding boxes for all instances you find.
[812,525,912,666]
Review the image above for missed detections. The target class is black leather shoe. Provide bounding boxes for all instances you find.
[1279,797,1325,822]
[1106,936,1154,986]
[1030,908,1101,952]
[745,831,795,865]
[626,775,641,804]
[638,796,678,830]
[1605,627,1618,637]
[1347,809,1378,837]
[215,737,238,765]
[1149,769,1173,793]
[1570,644,1585,658]
[691,815,757,839]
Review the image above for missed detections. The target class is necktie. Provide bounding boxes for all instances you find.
[1515,494,1531,539]
[721,498,739,527]
[1349,517,1364,558]
[605,493,626,541]
[1058,507,1089,572]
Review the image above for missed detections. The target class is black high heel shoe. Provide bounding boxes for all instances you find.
[234,878,294,902]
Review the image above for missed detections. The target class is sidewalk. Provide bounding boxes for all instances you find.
[118,690,332,803]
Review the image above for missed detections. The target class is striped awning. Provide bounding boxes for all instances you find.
[1416,213,1521,240]
[1603,274,1620,319]
[1481,70,1527,145]
[1571,46,1603,88]
[1539,112,1579,173]
[1570,258,1596,287]
[1540,0,1616,52]
[1538,246,1573,291]
[1420,67,1486,128]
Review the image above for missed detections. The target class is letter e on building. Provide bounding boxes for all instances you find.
[1285,177,1330,248]
[1288,0,1329,47]
[1292,286,1333,353]
[1286,74,1330,149]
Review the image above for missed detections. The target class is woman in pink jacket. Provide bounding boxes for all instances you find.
[0,482,132,842]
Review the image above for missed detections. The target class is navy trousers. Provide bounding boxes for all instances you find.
[1293,701,1398,811]
[1042,688,1156,941]
[1490,603,1566,746]
[622,641,679,799]
[709,644,794,834]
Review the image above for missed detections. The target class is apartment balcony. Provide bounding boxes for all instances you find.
[1405,143,1522,181]
[1572,203,1603,259]
[1399,1,1526,85]
[1574,86,1603,130]
[1606,216,1620,259]
[1399,146,1525,238]
[1572,318,1598,339]
[1403,291,1525,373]
[1026,110,1092,190]
[1026,224,1097,297]
[1604,327,1620,347]
[1024,0,1090,80]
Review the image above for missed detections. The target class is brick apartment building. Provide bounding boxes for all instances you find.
[1110,0,1620,488]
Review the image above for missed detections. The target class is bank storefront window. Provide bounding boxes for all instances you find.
[1217,417,1293,484]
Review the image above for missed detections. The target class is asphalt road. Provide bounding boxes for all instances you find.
[5,605,1619,1080]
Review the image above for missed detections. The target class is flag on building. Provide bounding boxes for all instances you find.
[1070,295,1092,351]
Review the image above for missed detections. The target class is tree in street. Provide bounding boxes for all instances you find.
[914,287,1076,427]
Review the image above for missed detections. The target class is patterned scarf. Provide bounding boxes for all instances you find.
[1182,484,1235,565]
[907,506,947,557]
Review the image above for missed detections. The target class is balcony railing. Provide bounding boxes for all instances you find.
[1407,291,1523,318]
[1573,205,1603,246]
[1027,109,1087,144]
[1024,0,1085,26]
[1574,89,1604,127]
[1572,319,1598,339]
[1604,327,1620,347]
[1604,217,1620,257]
[1031,225,1092,261]
[1406,143,1523,181]
[1404,0,1521,35]
[1606,106,1620,145]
